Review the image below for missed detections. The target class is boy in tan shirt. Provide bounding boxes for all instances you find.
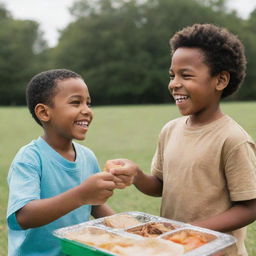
[106,24,256,256]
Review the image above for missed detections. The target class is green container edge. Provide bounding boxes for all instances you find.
[61,238,115,256]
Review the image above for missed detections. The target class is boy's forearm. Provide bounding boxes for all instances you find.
[91,204,115,219]
[16,186,85,229]
[191,199,256,232]
[133,169,163,196]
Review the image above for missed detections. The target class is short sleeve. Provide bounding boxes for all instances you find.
[225,141,256,201]
[151,141,163,180]
[151,123,168,181]
[7,161,41,230]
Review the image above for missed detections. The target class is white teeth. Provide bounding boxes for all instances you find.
[75,121,88,127]
[173,95,189,103]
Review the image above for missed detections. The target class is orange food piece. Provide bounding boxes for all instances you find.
[167,232,187,243]
[167,231,207,251]
[183,236,206,251]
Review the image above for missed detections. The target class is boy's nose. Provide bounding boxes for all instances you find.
[168,80,182,91]
[81,104,92,115]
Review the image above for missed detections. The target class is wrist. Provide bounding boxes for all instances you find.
[133,168,143,186]
[71,185,89,206]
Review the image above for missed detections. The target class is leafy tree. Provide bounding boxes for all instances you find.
[52,0,254,104]
[0,4,47,105]
[1,0,256,105]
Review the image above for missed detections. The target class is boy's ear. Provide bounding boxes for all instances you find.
[216,71,230,91]
[35,103,51,123]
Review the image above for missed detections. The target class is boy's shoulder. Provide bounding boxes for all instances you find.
[156,116,186,143]
[13,139,42,166]
[223,115,255,146]
[161,116,186,134]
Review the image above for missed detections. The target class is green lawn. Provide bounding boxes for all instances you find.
[0,102,256,255]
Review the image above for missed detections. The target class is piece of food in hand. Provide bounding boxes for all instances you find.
[103,214,141,229]
[103,162,123,172]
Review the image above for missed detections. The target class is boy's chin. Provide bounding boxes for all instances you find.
[74,134,86,141]
[179,109,190,116]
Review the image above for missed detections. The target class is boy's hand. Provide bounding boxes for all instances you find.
[103,159,139,189]
[77,172,116,205]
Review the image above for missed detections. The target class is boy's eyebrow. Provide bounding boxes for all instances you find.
[169,68,193,73]
[69,95,82,99]
[69,95,91,101]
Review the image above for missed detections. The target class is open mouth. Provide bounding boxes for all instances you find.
[74,120,89,128]
[173,95,189,104]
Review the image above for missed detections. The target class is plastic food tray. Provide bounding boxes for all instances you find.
[53,211,236,256]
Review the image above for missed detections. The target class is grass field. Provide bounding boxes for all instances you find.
[0,102,256,255]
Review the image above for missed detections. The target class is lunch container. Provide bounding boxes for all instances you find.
[54,211,236,256]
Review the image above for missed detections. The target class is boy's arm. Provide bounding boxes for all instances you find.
[16,172,116,229]
[133,168,163,196]
[106,158,163,196]
[91,204,115,218]
[191,199,256,232]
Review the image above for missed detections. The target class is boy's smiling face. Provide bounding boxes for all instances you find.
[168,47,224,124]
[45,77,93,142]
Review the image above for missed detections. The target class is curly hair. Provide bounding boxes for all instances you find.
[170,24,247,98]
[26,69,81,126]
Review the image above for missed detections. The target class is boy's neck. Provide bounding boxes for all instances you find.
[42,134,76,162]
[186,110,225,128]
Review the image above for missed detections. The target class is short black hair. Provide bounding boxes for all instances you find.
[170,23,247,98]
[26,69,81,126]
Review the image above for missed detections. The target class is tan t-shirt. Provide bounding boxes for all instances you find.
[151,115,256,256]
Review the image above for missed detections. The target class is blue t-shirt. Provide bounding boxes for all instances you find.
[7,137,100,256]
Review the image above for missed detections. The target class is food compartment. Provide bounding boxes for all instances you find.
[126,221,180,238]
[60,225,185,256]
[63,226,135,254]
[160,227,217,252]
[88,211,159,229]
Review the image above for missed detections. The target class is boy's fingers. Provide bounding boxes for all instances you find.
[115,183,126,189]
[115,174,133,184]
[110,168,134,177]
[98,171,116,181]
[102,180,117,190]
[95,172,119,190]
[113,175,123,184]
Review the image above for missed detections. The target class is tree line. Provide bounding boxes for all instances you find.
[0,0,256,105]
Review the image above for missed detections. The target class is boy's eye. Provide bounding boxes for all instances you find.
[182,74,192,79]
[169,74,175,80]
[87,103,92,108]
[70,100,80,105]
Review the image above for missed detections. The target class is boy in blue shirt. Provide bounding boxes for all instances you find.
[6,69,135,256]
